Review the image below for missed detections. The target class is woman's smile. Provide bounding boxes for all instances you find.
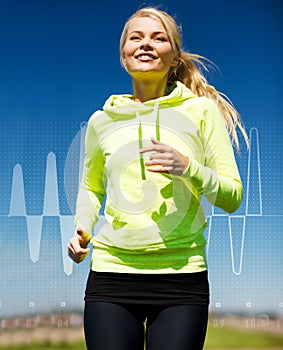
[122,17,178,77]
[135,53,157,62]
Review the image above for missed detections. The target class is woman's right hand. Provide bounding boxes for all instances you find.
[68,228,91,263]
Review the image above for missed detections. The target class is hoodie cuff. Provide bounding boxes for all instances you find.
[182,156,190,175]
[181,157,207,193]
[74,215,94,237]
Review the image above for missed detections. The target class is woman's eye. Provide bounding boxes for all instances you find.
[130,36,141,41]
[155,37,167,42]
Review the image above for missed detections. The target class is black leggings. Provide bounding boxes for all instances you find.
[84,301,208,350]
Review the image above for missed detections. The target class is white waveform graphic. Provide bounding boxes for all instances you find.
[246,127,262,216]
[7,124,87,276]
[206,127,268,275]
[8,153,72,275]
[6,126,275,276]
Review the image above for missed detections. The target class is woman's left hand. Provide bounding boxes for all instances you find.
[140,137,189,176]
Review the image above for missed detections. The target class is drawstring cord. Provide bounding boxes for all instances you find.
[137,111,146,180]
[137,101,160,180]
[154,101,160,141]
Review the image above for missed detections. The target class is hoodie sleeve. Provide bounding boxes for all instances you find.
[74,113,106,235]
[181,98,243,213]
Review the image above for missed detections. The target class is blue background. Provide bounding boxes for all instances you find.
[0,0,282,318]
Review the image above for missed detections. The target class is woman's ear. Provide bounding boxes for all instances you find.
[121,54,128,71]
[121,53,126,67]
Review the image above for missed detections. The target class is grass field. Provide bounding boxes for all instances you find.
[0,321,282,349]
[204,321,283,348]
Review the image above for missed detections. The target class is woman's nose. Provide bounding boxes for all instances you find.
[140,37,152,49]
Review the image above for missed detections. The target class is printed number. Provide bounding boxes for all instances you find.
[244,318,256,328]
[26,317,39,328]
[213,318,225,327]
[57,319,69,328]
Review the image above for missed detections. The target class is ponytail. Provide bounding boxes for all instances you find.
[169,52,249,151]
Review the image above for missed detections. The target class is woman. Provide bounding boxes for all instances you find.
[68,7,248,350]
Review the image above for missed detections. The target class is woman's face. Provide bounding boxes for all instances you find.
[121,16,178,81]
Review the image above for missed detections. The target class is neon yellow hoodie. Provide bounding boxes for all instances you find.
[75,81,242,273]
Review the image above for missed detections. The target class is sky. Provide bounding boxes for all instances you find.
[0,0,283,318]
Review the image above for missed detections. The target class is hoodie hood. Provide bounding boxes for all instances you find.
[102,81,196,117]
[102,81,197,181]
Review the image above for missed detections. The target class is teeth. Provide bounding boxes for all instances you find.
[138,55,154,59]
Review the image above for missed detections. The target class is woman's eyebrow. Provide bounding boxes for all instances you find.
[128,30,167,36]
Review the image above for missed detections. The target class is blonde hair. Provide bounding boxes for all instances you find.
[120,7,249,151]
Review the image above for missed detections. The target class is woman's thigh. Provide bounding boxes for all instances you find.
[84,301,145,350]
[146,304,208,350]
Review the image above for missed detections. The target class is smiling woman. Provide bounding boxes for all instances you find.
[68,6,248,350]
[120,16,179,99]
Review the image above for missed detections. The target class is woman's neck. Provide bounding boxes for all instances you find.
[132,78,167,102]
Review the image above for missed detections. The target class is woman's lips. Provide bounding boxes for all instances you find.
[136,53,156,61]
